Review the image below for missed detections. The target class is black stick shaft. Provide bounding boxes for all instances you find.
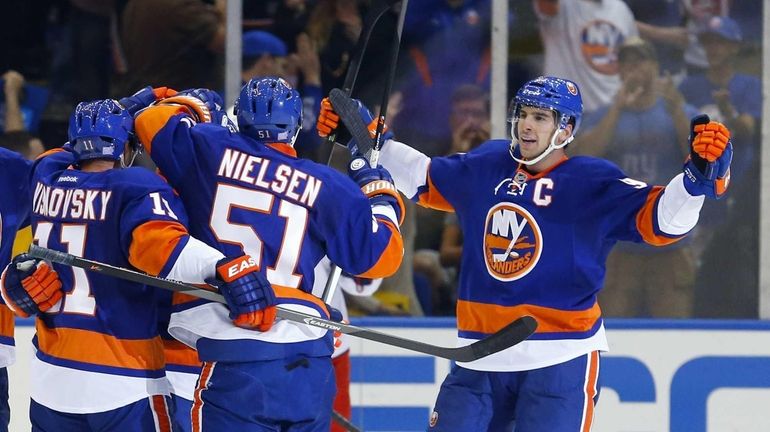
[28,245,537,362]
[370,0,409,167]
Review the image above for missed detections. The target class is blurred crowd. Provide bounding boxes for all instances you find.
[0,0,762,319]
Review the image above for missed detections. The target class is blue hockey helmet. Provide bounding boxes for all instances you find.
[68,99,134,163]
[508,76,583,165]
[234,77,302,145]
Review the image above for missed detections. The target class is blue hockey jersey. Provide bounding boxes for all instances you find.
[380,139,703,371]
[0,147,32,366]
[26,148,197,412]
[135,105,403,362]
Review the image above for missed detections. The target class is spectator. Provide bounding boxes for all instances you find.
[632,0,731,77]
[418,84,492,315]
[1,71,44,158]
[241,30,289,80]
[678,16,759,147]
[238,30,324,159]
[270,0,314,53]
[534,0,638,113]
[306,0,397,104]
[117,0,225,95]
[627,0,688,78]
[679,15,761,318]
[393,0,491,156]
[575,38,699,317]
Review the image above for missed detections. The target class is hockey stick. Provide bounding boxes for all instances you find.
[28,245,538,362]
[323,0,399,154]
[369,0,408,167]
[328,1,407,165]
[320,0,400,306]
[332,411,362,432]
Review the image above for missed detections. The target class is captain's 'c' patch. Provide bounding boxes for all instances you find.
[482,202,542,281]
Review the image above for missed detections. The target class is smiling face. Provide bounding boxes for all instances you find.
[515,106,557,158]
[512,105,574,170]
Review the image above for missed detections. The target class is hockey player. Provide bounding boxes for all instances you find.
[0,147,34,431]
[318,76,732,430]
[0,99,273,431]
[130,76,405,430]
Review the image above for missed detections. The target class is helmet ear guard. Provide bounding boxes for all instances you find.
[235,77,302,146]
[508,76,583,165]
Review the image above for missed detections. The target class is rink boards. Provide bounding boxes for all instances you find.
[9,318,770,431]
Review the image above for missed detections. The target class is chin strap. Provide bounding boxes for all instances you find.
[120,143,142,168]
[509,125,574,166]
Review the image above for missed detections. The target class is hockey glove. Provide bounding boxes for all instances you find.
[119,86,178,116]
[348,157,405,225]
[0,254,62,318]
[682,114,733,199]
[158,88,230,126]
[213,255,277,331]
[317,97,393,156]
[324,304,344,348]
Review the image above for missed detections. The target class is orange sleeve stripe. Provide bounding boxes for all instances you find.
[0,306,13,339]
[36,321,164,370]
[135,105,190,154]
[416,172,454,211]
[457,300,601,335]
[35,148,66,160]
[129,220,189,277]
[163,339,202,368]
[358,220,404,279]
[636,187,683,246]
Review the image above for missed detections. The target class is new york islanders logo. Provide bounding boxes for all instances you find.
[483,203,542,281]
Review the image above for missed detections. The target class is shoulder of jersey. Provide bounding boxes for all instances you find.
[469,139,509,156]
[0,147,31,174]
[32,148,75,174]
[563,155,624,178]
[108,166,171,192]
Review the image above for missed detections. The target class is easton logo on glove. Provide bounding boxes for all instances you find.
[218,256,259,281]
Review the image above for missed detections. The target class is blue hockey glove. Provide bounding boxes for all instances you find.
[119,86,178,116]
[0,254,63,318]
[317,97,393,156]
[213,254,277,331]
[682,114,733,199]
[348,157,405,225]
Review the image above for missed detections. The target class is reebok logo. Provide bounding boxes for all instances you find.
[57,176,79,182]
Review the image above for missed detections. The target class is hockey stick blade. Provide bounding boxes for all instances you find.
[329,88,375,159]
[29,245,537,362]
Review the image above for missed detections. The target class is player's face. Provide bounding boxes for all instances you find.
[516,106,557,159]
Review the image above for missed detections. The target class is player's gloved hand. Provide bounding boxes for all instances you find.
[159,88,229,126]
[213,255,277,331]
[324,304,344,348]
[682,114,733,199]
[317,97,393,155]
[119,86,178,116]
[348,157,405,225]
[0,254,63,318]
